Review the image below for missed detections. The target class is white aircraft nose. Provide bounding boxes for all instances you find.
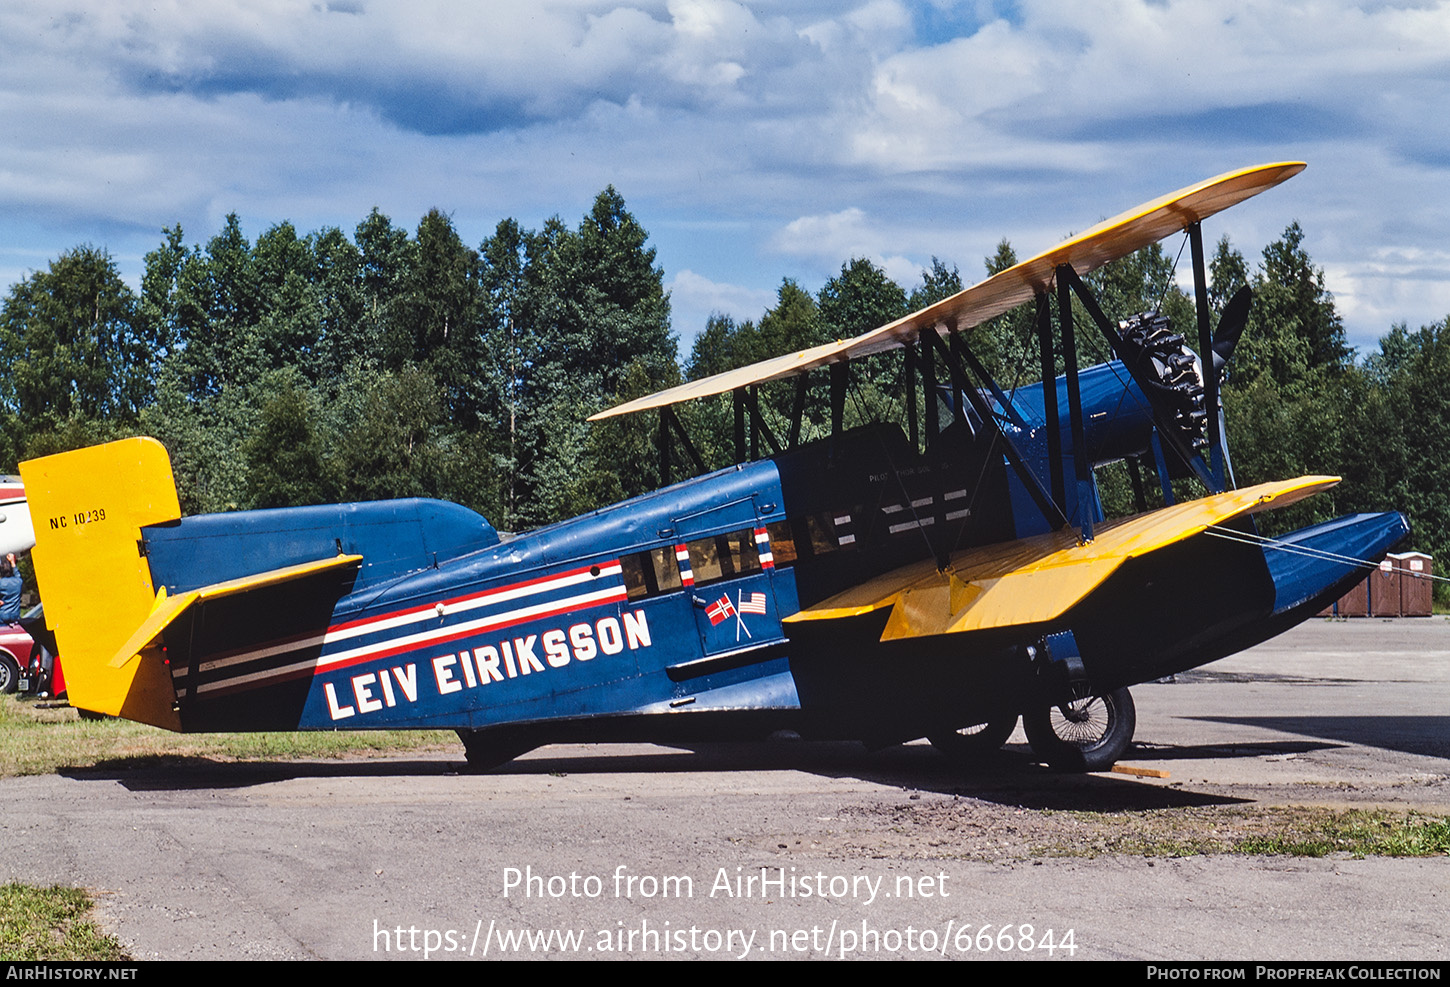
[0,498,37,556]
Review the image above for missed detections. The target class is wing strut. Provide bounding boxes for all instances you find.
[916,326,1069,538]
[1057,268,1094,542]
[1188,221,1229,489]
[658,405,706,485]
[1037,294,1065,513]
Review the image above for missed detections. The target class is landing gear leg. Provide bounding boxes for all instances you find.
[1023,686,1135,772]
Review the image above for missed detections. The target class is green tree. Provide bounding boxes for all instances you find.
[817,258,908,340]
[498,190,678,528]
[973,240,1037,384]
[241,374,334,508]
[1339,318,1450,574]
[251,222,325,379]
[685,313,761,381]
[1232,222,1350,390]
[758,278,821,354]
[539,187,676,397]
[354,208,413,364]
[390,209,486,424]
[908,257,962,311]
[308,226,368,382]
[1221,224,1355,532]
[1208,235,1249,315]
[329,364,450,504]
[0,246,153,432]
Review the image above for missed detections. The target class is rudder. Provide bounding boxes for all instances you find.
[20,438,183,728]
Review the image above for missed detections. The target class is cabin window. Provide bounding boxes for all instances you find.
[686,528,762,586]
[620,546,684,601]
[793,510,857,557]
[764,521,798,566]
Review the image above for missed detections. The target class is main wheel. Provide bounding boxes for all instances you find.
[1023,686,1135,772]
[456,730,536,771]
[0,652,17,694]
[928,714,1018,762]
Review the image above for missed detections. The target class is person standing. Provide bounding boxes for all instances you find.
[0,553,22,624]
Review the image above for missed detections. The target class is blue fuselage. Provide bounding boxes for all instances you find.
[137,365,1407,740]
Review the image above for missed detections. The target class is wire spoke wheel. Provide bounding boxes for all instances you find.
[1048,692,1114,747]
[1024,686,1135,772]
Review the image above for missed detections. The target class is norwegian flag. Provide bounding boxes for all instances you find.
[738,591,768,615]
[705,594,736,625]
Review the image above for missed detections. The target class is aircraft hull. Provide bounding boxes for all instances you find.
[785,511,1409,746]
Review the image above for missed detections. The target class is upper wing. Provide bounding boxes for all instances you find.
[591,161,1305,421]
[783,475,1336,640]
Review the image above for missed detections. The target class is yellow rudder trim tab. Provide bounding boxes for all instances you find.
[20,437,183,729]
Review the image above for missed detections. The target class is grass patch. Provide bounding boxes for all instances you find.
[0,694,451,778]
[1036,806,1450,859]
[0,883,129,960]
[1234,810,1450,858]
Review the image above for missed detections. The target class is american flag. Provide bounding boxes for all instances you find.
[706,594,736,625]
[738,591,767,615]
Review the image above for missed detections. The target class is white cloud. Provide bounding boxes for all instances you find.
[1,0,1449,348]
[772,207,876,263]
[668,268,777,346]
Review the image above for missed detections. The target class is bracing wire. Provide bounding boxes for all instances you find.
[1204,524,1446,583]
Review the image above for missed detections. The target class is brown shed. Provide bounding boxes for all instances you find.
[1390,551,1434,616]
[1337,573,1370,616]
[1369,560,1401,616]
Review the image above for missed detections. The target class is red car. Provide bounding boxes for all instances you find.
[0,620,36,694]
[0,607,61,697]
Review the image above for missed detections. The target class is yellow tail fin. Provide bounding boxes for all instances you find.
[20,438,183,728]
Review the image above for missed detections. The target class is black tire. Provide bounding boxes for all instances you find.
[0,652,17,694]
[1023,686,1135,772]
[456,730,535,771]
[928,714,1018,762]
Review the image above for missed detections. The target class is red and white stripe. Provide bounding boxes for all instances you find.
[173,561,626,698]
[753,527,774,569]
[674,543,694,586]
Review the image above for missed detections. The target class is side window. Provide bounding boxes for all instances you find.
[620,546,684,601]
[791,510,858,558]
[620,554,649,600]
[687,536,722,584]
[649,546,683,594]
[685,528,763,587]
[764,521,798,567]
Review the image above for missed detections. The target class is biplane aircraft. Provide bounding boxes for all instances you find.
[19,162,1409,771]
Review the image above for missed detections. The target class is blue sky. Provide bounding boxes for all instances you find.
[3,0,1448,358]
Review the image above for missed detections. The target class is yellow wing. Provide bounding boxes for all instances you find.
[784,475,1336,640]
[592,161,1305,421]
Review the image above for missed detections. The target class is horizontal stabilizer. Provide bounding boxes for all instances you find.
[784,475,1337,640]
[110,554,364,669]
